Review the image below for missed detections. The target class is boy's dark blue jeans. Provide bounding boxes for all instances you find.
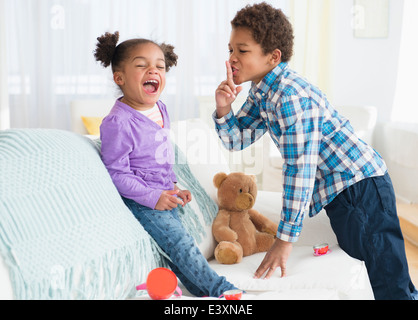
[325,173,417,300]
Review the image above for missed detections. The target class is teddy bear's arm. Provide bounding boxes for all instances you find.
[212,210,238,242]
[248,209,279,235]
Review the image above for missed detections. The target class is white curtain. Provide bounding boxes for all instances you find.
[4,0,287,130]
[0,0,10,130]
[391,0,418,125]
[4,0,335,130]
[288,0,335,100]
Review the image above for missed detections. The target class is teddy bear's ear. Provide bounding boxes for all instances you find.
[213,172,228,189]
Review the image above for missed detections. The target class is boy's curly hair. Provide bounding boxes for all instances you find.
[231,2,294,62]
[94,31,178,72]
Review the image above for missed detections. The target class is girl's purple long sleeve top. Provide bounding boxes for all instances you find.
[100,98,177,209]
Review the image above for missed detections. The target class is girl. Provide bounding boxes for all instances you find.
[94,31,236,297]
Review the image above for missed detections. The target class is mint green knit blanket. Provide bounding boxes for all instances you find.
[0,129,217,299]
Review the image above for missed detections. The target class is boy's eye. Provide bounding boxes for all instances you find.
[229,49,248,55]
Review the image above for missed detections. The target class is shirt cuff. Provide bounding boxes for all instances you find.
[136,189,163,210]
[212,110,233,127]
[276,220,302,243]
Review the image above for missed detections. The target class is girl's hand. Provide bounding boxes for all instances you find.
[155,190,184,211]
[215,61,243,118]
[174,184,192,207]
[177,189,192,207]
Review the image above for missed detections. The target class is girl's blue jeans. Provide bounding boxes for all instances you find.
[122,197,237,297]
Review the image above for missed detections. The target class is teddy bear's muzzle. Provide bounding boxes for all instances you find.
[235,193,255,210]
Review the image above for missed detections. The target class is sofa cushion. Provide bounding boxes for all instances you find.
[204,189,373,300]
[0,129,167,299]
[81,116,103,136]
[209,248,374,300]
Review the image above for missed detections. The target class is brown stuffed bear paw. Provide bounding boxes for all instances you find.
[214,241,243,265]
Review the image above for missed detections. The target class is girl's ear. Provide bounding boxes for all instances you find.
[270,49,282,65]
[113,72,124,86]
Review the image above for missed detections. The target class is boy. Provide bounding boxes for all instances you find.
[213,2,417,300]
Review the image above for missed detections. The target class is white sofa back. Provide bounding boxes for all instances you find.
[337,105,377,146]
[377,122,418,203]
[70,99,114,135]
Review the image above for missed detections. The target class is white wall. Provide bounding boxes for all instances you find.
[324,1,418,203]
[0,0,9,130]
[331,0,404,124]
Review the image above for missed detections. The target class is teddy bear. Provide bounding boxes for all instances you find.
[212,172,279,264]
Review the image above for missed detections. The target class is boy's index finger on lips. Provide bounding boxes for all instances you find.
[226,60,233,80]
[225,61,237,94]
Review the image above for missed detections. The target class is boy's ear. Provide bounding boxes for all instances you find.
[113,72,124,86]
[270,49,282,65]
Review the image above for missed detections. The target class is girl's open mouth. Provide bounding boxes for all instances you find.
[231,66,239,76]
[143,79,160,94]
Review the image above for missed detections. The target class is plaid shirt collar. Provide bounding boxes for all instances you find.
[250,62,288,99]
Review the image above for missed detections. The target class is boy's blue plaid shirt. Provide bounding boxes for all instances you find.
[214,62,387,242]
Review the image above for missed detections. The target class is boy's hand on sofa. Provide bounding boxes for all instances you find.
[215,61,242,118]
[254,239,293,279]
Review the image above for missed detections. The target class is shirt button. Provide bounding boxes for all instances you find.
[296,232,300,236]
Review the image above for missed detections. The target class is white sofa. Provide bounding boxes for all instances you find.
[0,100,375,300]
[170,119,374,300]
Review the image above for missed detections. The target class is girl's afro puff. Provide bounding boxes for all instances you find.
[94,31,178,72]
[94,31,119,68]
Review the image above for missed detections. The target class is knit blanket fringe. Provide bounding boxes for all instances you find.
[6,237,167,300]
